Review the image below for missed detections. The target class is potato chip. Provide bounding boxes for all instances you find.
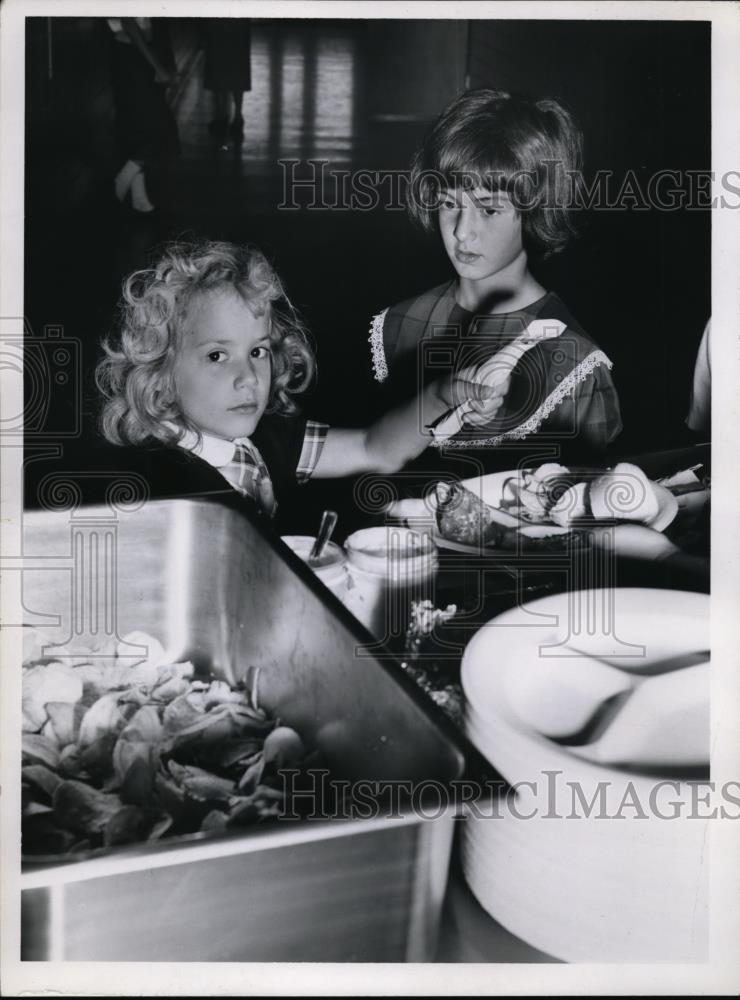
[113,736,154,785]
[119,705,163,745]
[22,640,308,856]
[151,675,190,704]
[22,733,60,770]
[23,662,83,731]
[237,753,265,794]
[200,810,228,832]
[53,780,123,836]
[118,687,150,710]
[78,692,126,749]
[167,761,235,803]
[154,769,188,824]
[40,717,61,748]
[22,708,42,733]
[43,701,85,747]
[120,753,157,807]
[149,812,174,841]
[72,661,111,690]
[79,734,118,779]
[104,805,170,847]
[57,744,84,779]
[162,691,207,734]
[225,798,260,826]
[210,739,263,769]
[22,764,63,801]
[165,702,255,752]
[204,680,247,708]
[263,726,305,769]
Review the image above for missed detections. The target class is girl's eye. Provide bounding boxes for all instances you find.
[482,207,499,217]
[250,345,270,360]
[439,197,457,211]
[207,350,226,362]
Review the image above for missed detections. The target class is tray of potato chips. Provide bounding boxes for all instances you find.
[19,497,464,962]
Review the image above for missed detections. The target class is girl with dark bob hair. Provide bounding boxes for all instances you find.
[97,240,501,516]
[369,89,622,469]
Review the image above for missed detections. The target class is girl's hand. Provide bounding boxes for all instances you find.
[442,365,512,428]
[460,377,510,428]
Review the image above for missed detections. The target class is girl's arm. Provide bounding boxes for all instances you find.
[312,374,508,478]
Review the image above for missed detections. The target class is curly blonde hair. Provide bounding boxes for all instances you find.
[96,240,316,446]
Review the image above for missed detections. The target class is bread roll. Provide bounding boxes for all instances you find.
[549,481,589,526]
[529,463,570,484]
[589,462,659,522]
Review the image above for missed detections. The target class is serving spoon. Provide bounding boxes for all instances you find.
[309,510,338,563]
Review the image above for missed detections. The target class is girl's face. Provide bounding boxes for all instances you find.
[172,288,272,441]
[438,185,525,289]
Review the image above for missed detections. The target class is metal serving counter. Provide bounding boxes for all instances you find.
[19,443,710,963]
[20,497,465,962]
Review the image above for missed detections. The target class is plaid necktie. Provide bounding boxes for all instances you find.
[219,440,277,517]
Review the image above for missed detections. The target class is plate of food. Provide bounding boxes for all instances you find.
[387,462,678,554]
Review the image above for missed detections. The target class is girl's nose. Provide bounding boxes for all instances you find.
[453,208,473,243]
[234,359,258,388]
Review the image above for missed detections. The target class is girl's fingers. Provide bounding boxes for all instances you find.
[463,409,502,429]
[452,375,510,404]
[462,389,509,427]
[470,381,507,407]
[469,381,511,406]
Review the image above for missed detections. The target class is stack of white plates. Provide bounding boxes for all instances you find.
[461,588,710,962]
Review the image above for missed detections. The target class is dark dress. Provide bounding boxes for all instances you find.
[108,19,180,165]
[368,281,623,484]
[23,414,310,536]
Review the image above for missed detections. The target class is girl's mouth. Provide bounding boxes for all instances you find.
[229,403,258,413]
[455,249,481,264]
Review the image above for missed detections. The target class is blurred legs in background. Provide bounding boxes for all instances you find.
[202,19,251,145]
[109,17,180,213]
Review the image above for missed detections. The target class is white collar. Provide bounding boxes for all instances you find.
[167,423,251,470]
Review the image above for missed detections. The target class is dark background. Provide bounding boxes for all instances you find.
[23,17,710,508]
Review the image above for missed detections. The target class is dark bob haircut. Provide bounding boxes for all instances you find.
[407,89,583,259]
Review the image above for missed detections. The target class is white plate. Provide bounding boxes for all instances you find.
[386,469,678,555]
[458,587,710,965]
[459,810,708,962]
